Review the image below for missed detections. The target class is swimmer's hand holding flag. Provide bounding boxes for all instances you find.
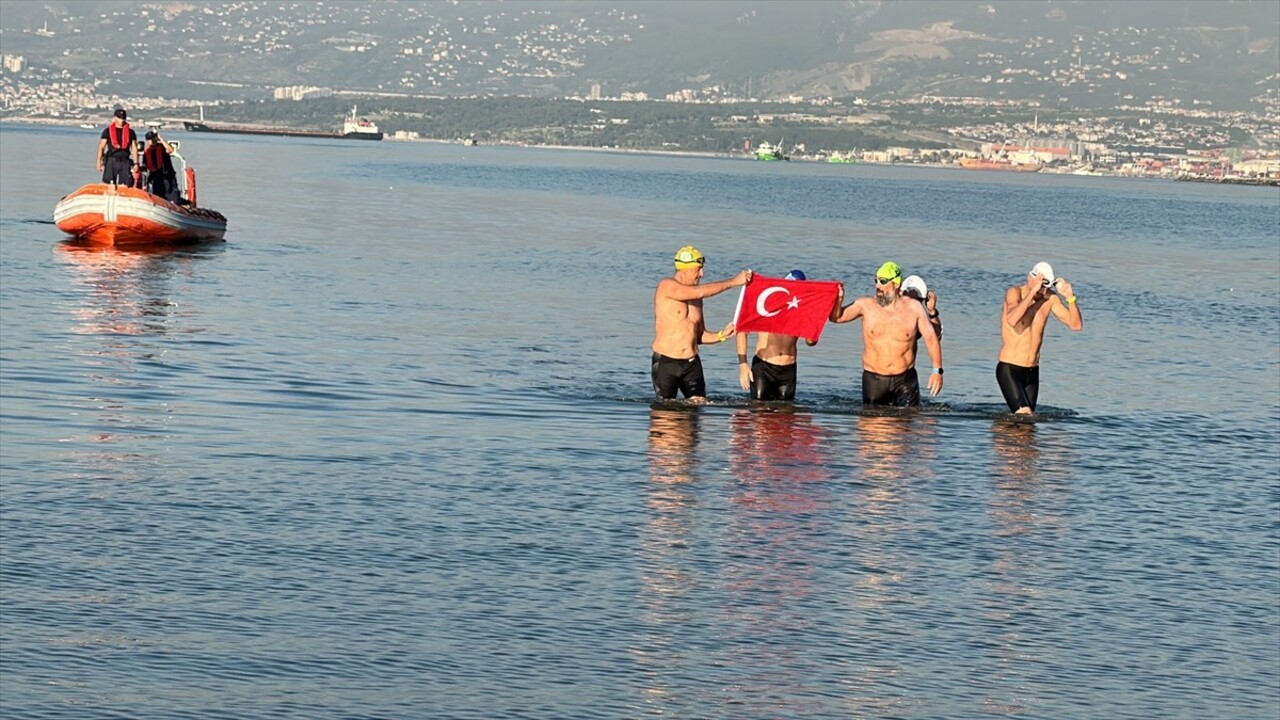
[733,274,842,343]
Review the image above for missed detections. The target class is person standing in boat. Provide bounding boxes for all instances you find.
[96,108,138,187]
[142,131,179,202]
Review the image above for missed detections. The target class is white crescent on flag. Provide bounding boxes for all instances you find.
[755,287,789,317]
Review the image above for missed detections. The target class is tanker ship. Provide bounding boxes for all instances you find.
[183,105,382,141]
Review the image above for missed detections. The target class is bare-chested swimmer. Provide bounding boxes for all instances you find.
[651,246,752,402]
[830,261,943,406]
[736,269,818,401]
[997,261,1083,414]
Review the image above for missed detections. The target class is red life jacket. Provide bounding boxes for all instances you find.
[145,143,168,172]
[107,122,131,151]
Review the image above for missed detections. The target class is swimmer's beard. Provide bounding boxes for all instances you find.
[876,295,893,307]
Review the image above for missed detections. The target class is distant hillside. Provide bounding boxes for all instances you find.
[1,0,1276,110]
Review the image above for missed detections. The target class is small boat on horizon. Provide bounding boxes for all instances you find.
[755,140,789,161]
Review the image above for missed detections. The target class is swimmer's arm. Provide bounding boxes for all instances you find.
[700,321,735,345]
[918,308,944,395]
[926,291,942,339]
[832,296,866,324]
[1049,279,1083,330]
[659,271,751,302]
[1003,286,1037,327]
[736,333,752,389]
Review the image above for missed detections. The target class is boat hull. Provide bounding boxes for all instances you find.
[54,184,227,247]
[183,121,383,141]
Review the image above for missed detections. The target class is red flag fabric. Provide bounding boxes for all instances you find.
[733,274,841,343]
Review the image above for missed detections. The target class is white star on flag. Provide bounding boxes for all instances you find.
[787,297,801,310]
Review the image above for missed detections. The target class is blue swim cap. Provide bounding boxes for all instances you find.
[784,269,806,281]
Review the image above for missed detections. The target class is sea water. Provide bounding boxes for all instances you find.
[1,123,1278,719]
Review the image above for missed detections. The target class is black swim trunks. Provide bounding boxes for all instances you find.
[996,361,1040,412]
[861,368,921,407]
[750,356,797,401]
[651,352,706,400]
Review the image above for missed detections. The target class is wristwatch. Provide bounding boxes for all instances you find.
[933,368,944,375]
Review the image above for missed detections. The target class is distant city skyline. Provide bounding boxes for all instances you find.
[1,1,1275,110]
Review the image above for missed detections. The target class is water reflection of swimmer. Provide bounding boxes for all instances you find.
[720,406,838,715]
[646,405,700,487]
[637,405,703,709]
[728,405,831,491]
[853,413,939,486]
[981,419,1072,716]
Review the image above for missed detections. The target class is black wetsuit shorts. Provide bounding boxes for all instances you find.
[861,368,920,407]
[651,353,706,400]
[750,356,797,401]
[996,361,1040,412]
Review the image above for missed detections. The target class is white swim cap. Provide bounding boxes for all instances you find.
[1030,261,1056,286]
[901,275,928,300]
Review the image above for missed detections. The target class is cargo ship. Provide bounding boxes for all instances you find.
[183,105,382,141]
[959,157,1042,172]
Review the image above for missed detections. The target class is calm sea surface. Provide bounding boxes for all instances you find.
[2,123,1278,719]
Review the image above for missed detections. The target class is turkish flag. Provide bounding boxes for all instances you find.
[733,275,841,343]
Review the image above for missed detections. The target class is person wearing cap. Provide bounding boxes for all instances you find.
[736,269,818,402]
[96,108,138,187]
[829,261,943,406]
[142,130,179,201]
[652,246,752,402]
[997,261,1083,414]
[900,274,943,341]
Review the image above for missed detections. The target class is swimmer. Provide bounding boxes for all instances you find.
[736,269,819,401]
[901,274,943,341]
[997,261,1083,414]
[830,261,943,406]
[651,246,752,402]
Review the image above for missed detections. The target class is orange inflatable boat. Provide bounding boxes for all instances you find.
[53,182,227,247]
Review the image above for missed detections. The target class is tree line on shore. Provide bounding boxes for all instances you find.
[177,96,951,154]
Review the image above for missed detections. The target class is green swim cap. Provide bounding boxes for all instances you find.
[876,261,902,284]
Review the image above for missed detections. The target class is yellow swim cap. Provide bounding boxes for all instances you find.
[875,261,902,285]
[674,245,705,270]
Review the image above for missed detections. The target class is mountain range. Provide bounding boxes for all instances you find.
[2,0,1276,111]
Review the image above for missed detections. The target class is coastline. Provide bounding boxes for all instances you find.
[7,116,1276,186]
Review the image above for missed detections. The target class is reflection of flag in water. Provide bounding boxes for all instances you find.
[732,275,841,343]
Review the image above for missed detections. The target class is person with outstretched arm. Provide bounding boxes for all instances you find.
[830,261,943,406]
[651,246,752,402]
